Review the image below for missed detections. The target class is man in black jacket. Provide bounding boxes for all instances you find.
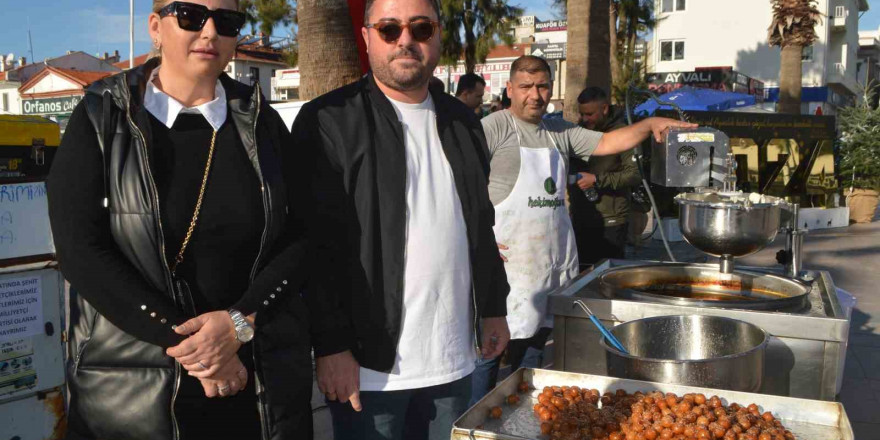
[292,0,510,438]
[569,87,642,267]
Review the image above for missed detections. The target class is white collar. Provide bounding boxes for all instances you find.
[143,68,227,131]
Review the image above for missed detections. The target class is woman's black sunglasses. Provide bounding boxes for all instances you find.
[159,1,246,37]
[365,19,439,43]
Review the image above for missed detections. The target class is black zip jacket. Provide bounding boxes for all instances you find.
[48,58,312,440]
[293,73,509,372]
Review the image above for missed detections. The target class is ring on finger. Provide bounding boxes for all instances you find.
[197,361,209,370]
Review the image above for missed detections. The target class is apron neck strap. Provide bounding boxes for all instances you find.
[506,111,560,153]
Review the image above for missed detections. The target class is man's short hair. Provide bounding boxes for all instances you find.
[577,87,609,105]
[455,73,486,97]
[364,0,440,24]
[509,55,552,80]
[429,76,446,93]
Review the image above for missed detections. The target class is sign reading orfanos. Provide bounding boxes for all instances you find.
[22,96,82,116]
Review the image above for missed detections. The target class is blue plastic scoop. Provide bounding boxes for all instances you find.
[573,300,630,355]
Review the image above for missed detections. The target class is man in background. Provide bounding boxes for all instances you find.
[569,87,642,267]
[455,72,486,115]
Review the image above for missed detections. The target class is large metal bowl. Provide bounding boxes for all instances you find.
[602,315,768,392]
[676,192,786,272]
[597,263,811,311]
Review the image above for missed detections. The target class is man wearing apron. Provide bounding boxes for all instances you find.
[471,55,696,403]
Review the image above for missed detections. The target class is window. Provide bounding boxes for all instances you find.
[660,40,685,61]
[802,45,813,62]
[662,0,685,13]
[1,93,7,112]
[834,5,845,18]
[249,67,260,85]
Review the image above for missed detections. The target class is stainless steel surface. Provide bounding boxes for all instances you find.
[676,193,785,273]
[650,127,731,188]
[781,204,808,279]
[451,368,853,440]
[719,255,735,273]
[596,263,812,311]
[550,259,849,401]
[602,315,767,392]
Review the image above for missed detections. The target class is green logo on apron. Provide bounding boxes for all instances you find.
[544,177,557,195]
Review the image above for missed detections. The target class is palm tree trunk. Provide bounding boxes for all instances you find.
[298,0,362,100]
[564,0,610,122]
[463,0,477,73]
[778,44,803,114]
[609,1,621,96]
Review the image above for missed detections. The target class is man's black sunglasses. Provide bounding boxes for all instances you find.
[159,1,246,37]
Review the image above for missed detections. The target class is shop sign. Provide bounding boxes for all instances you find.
[531,43,567,60]
[434,63,512,76]
[21,96,81,116]
[536,20,567,32]
[647,70,725,85]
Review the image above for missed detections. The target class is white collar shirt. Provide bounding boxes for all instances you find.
[143,68,227,131]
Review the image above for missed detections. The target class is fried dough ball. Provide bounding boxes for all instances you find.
[489,406,502,419]
[524,386,795,440]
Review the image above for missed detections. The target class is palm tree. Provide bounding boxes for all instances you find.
[239,0,261,34]
[768,0,821,114]
[564,0,610,122]
[439,0,523,73]
[253,0,296,37]
[610,0,654,103]
[297,0,362,100]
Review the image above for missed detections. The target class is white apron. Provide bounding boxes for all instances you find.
[493,114,579,340]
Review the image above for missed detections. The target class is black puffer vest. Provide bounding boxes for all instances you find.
[66,58,312,440]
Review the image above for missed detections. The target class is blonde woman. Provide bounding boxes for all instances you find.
[48,1,312,439]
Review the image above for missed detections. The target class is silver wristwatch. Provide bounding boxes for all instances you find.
[228,309,255,343]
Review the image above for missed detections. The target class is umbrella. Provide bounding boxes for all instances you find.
[634,86,757,116]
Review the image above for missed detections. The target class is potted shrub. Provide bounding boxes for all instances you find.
[838,87,880,223]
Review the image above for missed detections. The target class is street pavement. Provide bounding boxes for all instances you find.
[310,207,880,439]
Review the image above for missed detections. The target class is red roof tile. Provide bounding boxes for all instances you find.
[233,50,289,66]
[485,45,529,60]
[51,67,114,86]
[19,66,114,93]
[114,54,152,69]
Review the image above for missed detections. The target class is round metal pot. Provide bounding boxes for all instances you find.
[675,193,785,272]
[602,315,767,392]
[597,263,811,311]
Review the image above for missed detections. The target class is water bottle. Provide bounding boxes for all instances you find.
[583,187,599,202]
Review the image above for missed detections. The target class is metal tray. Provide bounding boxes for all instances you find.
[451,368,853,440]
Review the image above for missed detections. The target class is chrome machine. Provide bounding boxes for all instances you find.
[549,116,849,401]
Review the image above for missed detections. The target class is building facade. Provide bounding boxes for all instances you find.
[857,27,880,106]
[650,0,869,114]
[271,68,300,101]
[0,71,22,115]
[17,67,113,132]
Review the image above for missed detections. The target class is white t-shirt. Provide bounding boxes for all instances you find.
[359,94,476,392]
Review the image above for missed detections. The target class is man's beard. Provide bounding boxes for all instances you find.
[371,46,436,91]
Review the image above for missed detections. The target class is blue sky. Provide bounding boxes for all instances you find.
[0,0,877,64]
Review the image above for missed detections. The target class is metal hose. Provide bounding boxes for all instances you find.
[624,84,686,262]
